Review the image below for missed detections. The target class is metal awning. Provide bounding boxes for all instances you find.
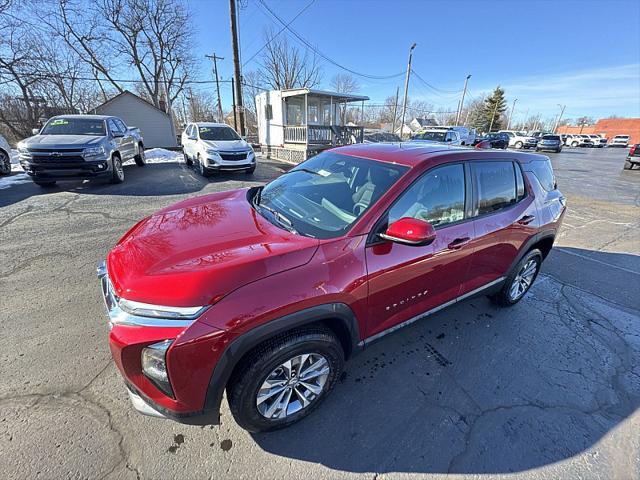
[280,88,369,103]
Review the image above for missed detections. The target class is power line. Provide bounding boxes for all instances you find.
[257,0,406,80]
[411,71,462,96]
[242,0,316,68]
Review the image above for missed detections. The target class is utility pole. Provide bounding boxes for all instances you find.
[205,53,225,123]
[455,74,471,126]
[229,0,245,136]
[400,43,417,140]
[391,86,399,136]
[553,104,566,133]
[507,98,518,130]
[231,78,237,131]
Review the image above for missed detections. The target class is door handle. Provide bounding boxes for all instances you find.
[447,237,471,250]
[517,215,536,225]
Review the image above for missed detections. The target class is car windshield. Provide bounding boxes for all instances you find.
[41,118,106,136]
[198,126,240,141]
[415,131,446,142]
[253,152,408,239]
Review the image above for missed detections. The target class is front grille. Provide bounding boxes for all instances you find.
[31,155,85,164]
[219,151,248,161]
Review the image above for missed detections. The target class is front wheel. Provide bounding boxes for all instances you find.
[110,155,125,184]
[0,150,10,175]
[227,327,344,433]
[514,141,523,149]
[197,154,212,178]
[490,249,542,307]
[571,141,579,148]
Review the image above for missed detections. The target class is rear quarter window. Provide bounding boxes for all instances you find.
[528,159,556,191]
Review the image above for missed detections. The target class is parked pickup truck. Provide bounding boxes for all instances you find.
[624,144,639,170]
[17,115,145,187]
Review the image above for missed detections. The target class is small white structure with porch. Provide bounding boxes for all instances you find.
[255,88,369,163]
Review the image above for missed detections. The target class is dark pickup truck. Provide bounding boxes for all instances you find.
[17,115,145,187]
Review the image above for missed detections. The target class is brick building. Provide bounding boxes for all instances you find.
[556,118,640,144]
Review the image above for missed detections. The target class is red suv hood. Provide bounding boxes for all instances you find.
[107,188,319,307]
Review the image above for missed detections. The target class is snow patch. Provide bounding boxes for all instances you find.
[123,148,183,165]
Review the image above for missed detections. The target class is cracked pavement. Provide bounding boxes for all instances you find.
[1,148,639,479]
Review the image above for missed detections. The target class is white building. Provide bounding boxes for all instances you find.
[256,88,369,163]
[93,91,178,148]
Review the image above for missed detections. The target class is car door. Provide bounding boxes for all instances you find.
[114,118,134,159]
[182,125,193,156]
[462,160,536,294]
[107,119,125,154]
[365,163,476,338]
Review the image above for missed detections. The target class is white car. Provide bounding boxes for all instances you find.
[564,134,593,148]
[609,134,630,148]
[588,134,607,148]
[411,128,462,145]
[0,133,11,175]
[498,130,538,149]
[436,126,476,145]
[181,122,256,177]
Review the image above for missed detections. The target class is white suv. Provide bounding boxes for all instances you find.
[411,128,462,145]
[498,130,538,149]
[609,135,630,148]
[182,122,256,177]
[564,134,593,148]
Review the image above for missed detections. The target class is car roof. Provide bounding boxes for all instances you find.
[332,142,542,167]
[192,122,233,128]
[50,114,111,120]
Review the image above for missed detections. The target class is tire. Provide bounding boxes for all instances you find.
[490,249,542,307]
[134,143,146,167]
[34,180,56,187]
[227,327,344,433]
[245,166,256,174]
[556,148,562,153]
[514,141,523,149]
[183,150,193,166]
[624,160,633,170]
[0,150,10,175]
[110,154,125,184]
[197,154,212,178]
[571,141,579,148]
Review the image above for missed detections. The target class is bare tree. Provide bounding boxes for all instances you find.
[330,73,359,94]
[260,31,321,90]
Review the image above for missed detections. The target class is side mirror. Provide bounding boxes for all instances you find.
[189,134,198,140]
[112,131,124,138]
[32,128,40,135]
[380,217,436,246]
[445,137,452,142]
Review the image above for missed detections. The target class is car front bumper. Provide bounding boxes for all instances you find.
[21,158,112,181]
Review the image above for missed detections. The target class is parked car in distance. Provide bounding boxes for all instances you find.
[0,133,11,175]
[588,134,607,148]
[498,130,538,149]
[363,129,401,143]
[98,143,565,432]
[473,132,509,149]
[536,134,563,153]
[609,134,630,148]
[17,115,145,187]
[624,144,639,169]
[182,122,256,177]
[436,126,476,145]
[564,134,593,148]
[411,128,462,145]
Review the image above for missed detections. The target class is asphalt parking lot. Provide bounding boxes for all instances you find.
[1,146,639,479]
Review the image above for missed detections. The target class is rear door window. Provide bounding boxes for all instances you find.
[472,161,517,215]
[529,159,556,191]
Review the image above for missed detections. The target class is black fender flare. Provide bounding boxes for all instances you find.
[507,230,556,274]
[202,302,361,423]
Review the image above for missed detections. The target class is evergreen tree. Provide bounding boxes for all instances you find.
[477,86,507,133]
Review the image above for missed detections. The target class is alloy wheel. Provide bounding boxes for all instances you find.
[508,258,538,301]
[256,353,330,420]
[114,157,124,180]
[0,151,10,174]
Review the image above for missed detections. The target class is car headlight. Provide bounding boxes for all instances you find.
[84,146,106,157]
[118,298,207,320]
[141,340,174,397]
[206,148,220,155]
[17,143,30,154]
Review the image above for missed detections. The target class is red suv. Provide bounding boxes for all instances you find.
[98,143,565,432]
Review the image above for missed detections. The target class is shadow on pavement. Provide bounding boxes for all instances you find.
[251,248,640,474]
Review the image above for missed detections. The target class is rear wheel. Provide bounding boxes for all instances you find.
[227,327,344,433]
[490,249,542,307]
[134,143,146,167]
[183,150,193,166]
[0,150,10,175]
[624,160,633,170]
[110,154,125,184]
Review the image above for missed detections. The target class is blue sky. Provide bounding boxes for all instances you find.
[190,0,640,122]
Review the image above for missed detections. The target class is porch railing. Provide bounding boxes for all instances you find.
[284,125,364,145]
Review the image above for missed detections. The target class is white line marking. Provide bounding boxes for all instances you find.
[555,249,640,276]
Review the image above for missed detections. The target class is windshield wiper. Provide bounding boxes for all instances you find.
[255,200,298,234]
[282,168,321,176]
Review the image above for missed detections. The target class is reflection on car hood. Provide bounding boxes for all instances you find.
[203,139,249,151]
[107,189,319,307]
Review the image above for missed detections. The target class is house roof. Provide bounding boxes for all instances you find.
[93,90,170,117]
[280,88,369,102]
